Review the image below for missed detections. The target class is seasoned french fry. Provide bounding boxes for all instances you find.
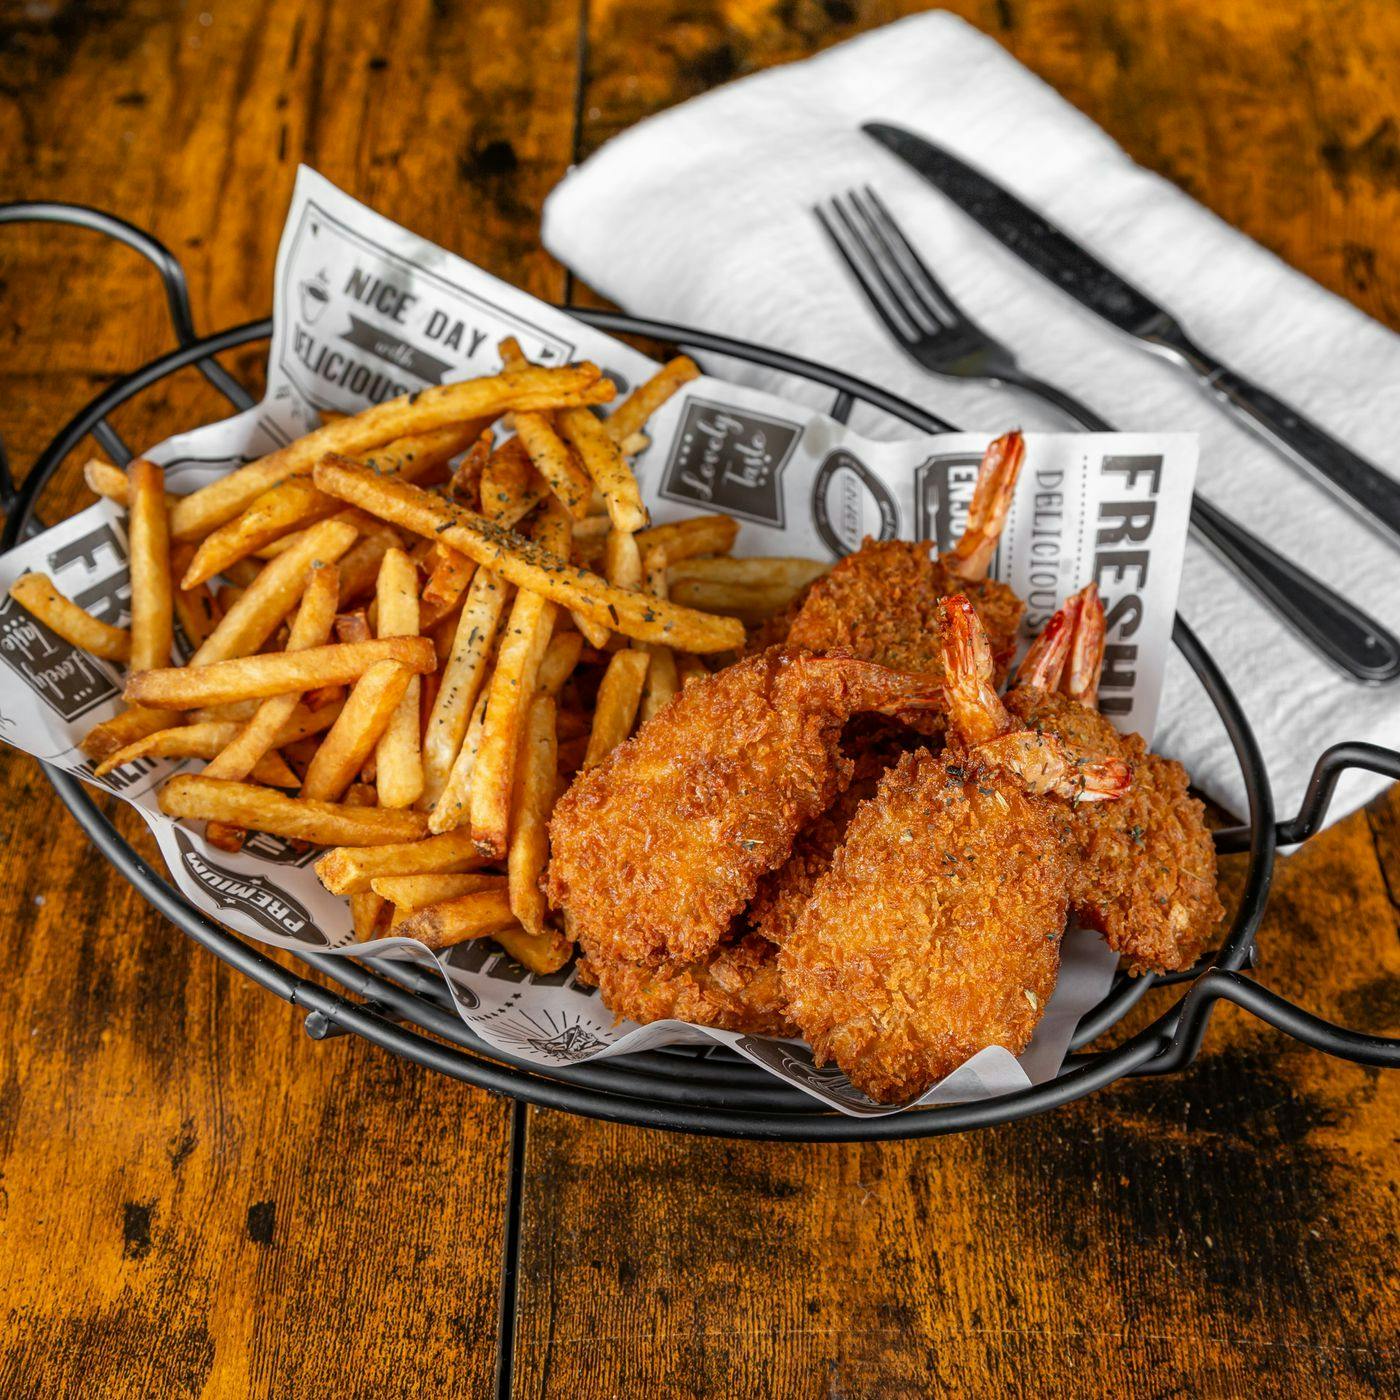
[558,405,647,533]
[170,543,220,648]
[605,355,700,444]
[341,783,390,937]
[313,457,745,652]
[669,555,828,590]
[507,695,557,936]
[493,923,573,975]
[8,573,130,661]
[638,544,679,723]
[669,577,808,622]
[315,829,488,896]
[95,708,336,778]
[603,527,643,592]
[160,775,430,845]
[169,364,614,541]
[127,458,174,672]
[371,872,505,911]
[126,636,434,708]
[450,429,495,506]
[635,513,739,563]
[513,411,593,518]
[186,517,359,667]
[394,888,519,951]
[572,514,612,543]
[536,632,583,697]
[469,577,557,859]
[421,544,475,613]
[429,690,489,835]
[80,705,183,761]
[480,436,545,526]
[183,423,482,586]
[583,648,651,768]
[204,565,340,781]
[301,658,415,802]
[373,548,424,809]
[420,567,509,810]
[204,821,247,853]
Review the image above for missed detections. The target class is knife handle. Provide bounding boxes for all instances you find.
[1008,373,1400,684]
[1190,359,1400,550]
[1189,495,1400,684]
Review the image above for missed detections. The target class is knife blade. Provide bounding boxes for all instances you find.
[863,120,1400,551]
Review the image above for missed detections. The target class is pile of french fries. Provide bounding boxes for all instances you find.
[9,342,826,974]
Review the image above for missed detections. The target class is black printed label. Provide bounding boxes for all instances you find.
[658,397,801,526]
[0,594,120,722]
[811,449,900,558]
[174,828,327,943]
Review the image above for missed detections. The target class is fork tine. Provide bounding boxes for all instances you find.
[857,186,967,328]
[827,193,936,336]
[813,200,922,349]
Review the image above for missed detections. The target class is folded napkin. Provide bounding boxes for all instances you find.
[543,10,1400,830]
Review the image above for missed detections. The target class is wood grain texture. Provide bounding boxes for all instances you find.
[0,2,1397,1398]
[512,2,1400,1396]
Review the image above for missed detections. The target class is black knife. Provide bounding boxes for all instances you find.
[864,120,1400,552]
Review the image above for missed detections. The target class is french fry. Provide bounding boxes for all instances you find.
[635,513,739,563]
[373,548,424,809]
[469,555,557,858]
[394,888,519,951]
[507,695,557,936]
[312,457,745,652]
[449,429,495,506]
[420,567,509,810]
[669,577,808,622]
[341,783,390,937]
[675,652,709,688]
[558,405,647,533]
[493,924,573,975]
[334,525,399,605]
[371,872,505,911]
[83,458,138,507]
[169,364,614,541]
[583,648,651,768]
[429,690,489,835]
[7,573,130,661]
[616,431,649,458]
[316,829,488,895]
[605,355,700,444]
[204,565,340,781]
[301,658,415,802]
[335,609,373,645]
[127,458,174,672]
[221,557,263,588]
[421,544,475,614]
[187,517,359,667]
[126,636,434,708]
[499,335,595,518]
[603,527,643,592]
[480,436,545,526]
[95,708,337,777]
[160,775,430,844]
[182,422,483,586]
[638,544,679,722]
[668,555,828,590]
[536,632,583,697]
[204,821,247,853]
[572,514,612,543]
[80,705,183,761]
[170,543,220,648]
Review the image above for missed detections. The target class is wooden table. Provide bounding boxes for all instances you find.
[1,3,1397,1395]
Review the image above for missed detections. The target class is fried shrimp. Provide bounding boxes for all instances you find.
[1006,585,1223,973]
[781,596,1129,1103]
[545,646,943,968]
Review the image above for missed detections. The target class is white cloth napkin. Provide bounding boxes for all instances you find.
[543,10,1400,829]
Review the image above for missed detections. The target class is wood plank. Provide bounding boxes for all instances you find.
[513,2,1400,1395]
[0,0,586,1393]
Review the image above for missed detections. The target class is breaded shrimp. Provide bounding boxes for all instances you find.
[785,431,1028,704]
[1006,585,1223,974]
[781,597,1128,1103]
[578,934,796,1037]
[545,646,943,967]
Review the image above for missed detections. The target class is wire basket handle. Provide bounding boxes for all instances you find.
[0,201,253,507]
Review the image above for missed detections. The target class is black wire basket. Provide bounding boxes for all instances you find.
[2,201,1397,1142]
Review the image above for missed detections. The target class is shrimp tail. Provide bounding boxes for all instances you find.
[939,594,1011,746]
[943,430,1026,582]
[1063,582,1105,710]
[1014,601,1075,692]
[973,730,1131,804]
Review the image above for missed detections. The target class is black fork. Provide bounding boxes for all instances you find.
[814,186,1400,685]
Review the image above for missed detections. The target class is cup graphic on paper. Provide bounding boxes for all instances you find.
[299,275,331,324]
